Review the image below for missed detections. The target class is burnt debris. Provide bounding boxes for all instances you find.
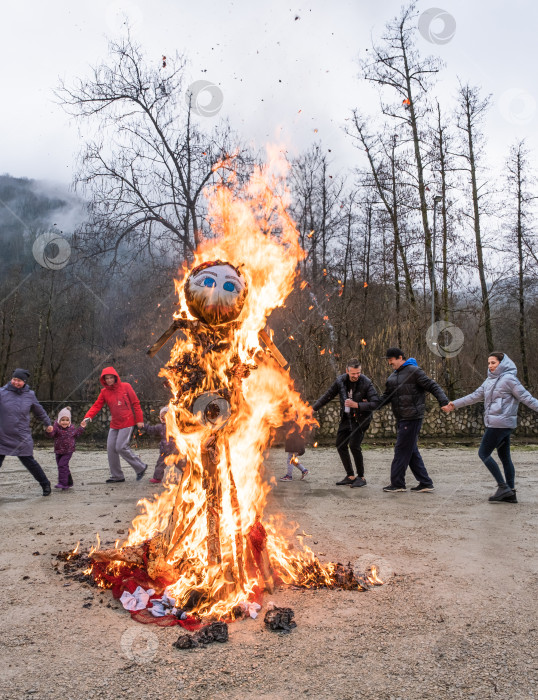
[173,621,229,649]
[264,606,297,632]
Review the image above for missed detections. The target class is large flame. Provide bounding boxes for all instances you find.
[89,149,379,617]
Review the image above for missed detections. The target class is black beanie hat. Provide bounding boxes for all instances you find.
[12,368,30,382]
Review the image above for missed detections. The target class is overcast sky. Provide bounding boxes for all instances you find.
[1,0,536,188]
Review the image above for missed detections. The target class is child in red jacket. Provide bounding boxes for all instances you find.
[47,406,85,489]
[82,367,147,483]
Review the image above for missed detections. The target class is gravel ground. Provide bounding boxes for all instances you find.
[1,444,537,700]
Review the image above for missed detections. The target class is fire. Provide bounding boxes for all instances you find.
[367,565,384,586]
[87,150,383,617]
[67,541,80,560]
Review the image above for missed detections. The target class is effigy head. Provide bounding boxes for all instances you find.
[184,260,247,325]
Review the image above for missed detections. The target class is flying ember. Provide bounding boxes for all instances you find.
[87,152,382,618]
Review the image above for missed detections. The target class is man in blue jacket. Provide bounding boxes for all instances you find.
[377,348,449,493]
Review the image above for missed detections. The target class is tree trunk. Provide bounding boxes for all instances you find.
[0,292,18,385]
[400,26,435,302]
[515,149,529,385]
[466,114,493,352]
[459,86,494,352]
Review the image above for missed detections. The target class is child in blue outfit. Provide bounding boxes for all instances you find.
[142,407,186,484]
[280,422,309,481]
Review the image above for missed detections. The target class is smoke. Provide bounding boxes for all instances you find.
[30,178,87,234]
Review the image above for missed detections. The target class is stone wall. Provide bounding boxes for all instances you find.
[315,399,538,440]
[31,401,165,442]
[31,398,538,443]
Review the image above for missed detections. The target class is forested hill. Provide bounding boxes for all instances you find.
[0,174,84,272]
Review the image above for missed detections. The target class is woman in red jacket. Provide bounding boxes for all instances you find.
[82,367,147,483]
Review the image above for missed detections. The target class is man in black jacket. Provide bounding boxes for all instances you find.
[313,359,379,487]
[377,347,448,493]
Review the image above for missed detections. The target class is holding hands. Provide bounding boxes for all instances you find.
[441,402,455,413]
[45,425,54,433]
[344,398,368,409]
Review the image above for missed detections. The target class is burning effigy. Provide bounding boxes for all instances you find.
[85,152,382,624]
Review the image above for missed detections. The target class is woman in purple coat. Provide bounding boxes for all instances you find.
[0,369,53,495]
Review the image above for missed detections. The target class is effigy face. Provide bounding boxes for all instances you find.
[184,260,247,325]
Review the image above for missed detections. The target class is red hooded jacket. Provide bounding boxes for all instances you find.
[84,367,144,429]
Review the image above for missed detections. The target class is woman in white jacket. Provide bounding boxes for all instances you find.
[443,353,538,503]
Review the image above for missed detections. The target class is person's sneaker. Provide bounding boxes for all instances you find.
[382,484,406,492]
[136,465,148,482]
[54,484,69,490]
[300,469,309,480]
[410,483,434,492]
[336,476,355,485]
[280,475,292,481]
[106,477,125,483]
[42,483,52,496]
[488,485,515,502]
[350,477,367,488]
[149,478,162,484]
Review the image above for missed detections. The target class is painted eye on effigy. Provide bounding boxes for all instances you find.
[201,277,217,288]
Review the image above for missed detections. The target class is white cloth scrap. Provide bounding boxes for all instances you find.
[149,592,187,619]
[119,586,155,611]
[237,601,262,619]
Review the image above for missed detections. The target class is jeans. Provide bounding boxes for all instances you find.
[336,419,365,477]
[390,420,432,488]
[478,428,515,489]
[0,454,50,487]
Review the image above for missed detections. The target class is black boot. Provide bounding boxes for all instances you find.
[502,488,517,503]
[488,484,514,502]
[42,482,52,496]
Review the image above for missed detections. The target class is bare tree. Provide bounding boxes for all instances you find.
[504,140,538,385]
[347,113,416,313]
[58,33,245,264]
[289,144,345,285]
[359,1,441,298]
[456,83,494,352]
